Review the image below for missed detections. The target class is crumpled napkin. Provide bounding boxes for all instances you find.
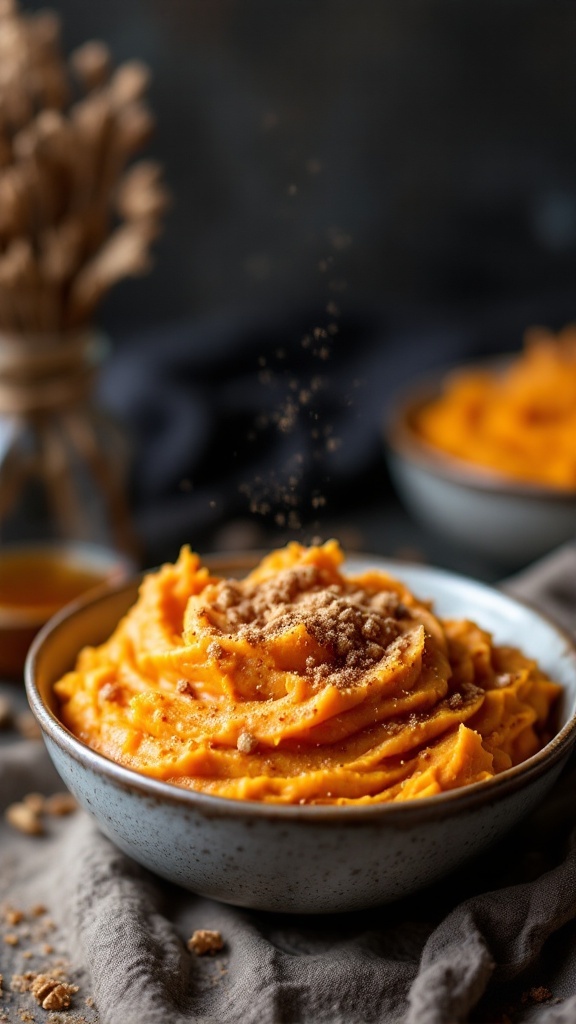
[1,544,575,1024]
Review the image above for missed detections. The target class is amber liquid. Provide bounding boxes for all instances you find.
[0,544,130,679]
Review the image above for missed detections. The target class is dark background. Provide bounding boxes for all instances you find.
[24,0,576,568]
[44,0,576,328]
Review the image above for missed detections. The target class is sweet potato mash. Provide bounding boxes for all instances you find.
[414,325,576,490]
[55,542,560,804]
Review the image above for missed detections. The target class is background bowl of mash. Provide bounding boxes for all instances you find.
[26,554,576,914]
[385,359,576,568]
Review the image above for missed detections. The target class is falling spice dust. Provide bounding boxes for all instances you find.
[237,212,355,534]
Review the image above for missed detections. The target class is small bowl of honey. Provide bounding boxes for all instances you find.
[0,543,134,679]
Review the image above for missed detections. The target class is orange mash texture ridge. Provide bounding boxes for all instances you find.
[55,541,561,804]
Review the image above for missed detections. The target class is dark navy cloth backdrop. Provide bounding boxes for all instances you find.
[99,293,575,566]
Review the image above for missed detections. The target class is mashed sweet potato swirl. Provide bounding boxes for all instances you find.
[414,326,576,489]
[55,541,561,804]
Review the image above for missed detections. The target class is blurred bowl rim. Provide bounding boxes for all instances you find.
[25,554,576,825]
[385,360,576,502]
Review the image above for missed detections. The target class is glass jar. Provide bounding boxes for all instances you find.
[0,328,135,548]
[0,328,136,678]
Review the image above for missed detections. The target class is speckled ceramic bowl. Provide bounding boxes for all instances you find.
[25,555,576,914]
[385,369,576,566]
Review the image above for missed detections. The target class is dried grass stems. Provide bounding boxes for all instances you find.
[0,0,168,333]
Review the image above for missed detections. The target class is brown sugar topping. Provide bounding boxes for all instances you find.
[203,566,404,687]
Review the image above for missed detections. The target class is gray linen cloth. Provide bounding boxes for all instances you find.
[1,546,575,1024]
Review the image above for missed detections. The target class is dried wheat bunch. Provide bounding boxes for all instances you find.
[0,0,169,333]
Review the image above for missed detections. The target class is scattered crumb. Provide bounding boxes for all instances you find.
[501,985,561,1021]
[4,934,19,945]
[236,732,257,754]
[11,972,36,993]
[85,995,95,1008]
[16,713,42,741]
[210,960,229,987]
[23,794,46,815]
[521,986,554,1005]
[5,908,24,926]
[31,906,47,918]
[31,975,78,1011]
[17,1010,35,1022]
[187,930,224,956]
[5,792,76,836]
[5,802,45,836]
[41,945,54,956]
[44,793,77,817]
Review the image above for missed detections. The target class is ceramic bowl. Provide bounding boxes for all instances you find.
[25,554,576,914]
[385,372,576,566]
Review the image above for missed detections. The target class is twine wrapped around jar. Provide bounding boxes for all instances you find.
[0,330,97,413]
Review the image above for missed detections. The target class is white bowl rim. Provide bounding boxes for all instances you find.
[385,366,576,501]
[25,554,576,825]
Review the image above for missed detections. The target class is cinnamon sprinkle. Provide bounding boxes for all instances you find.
[202,566,407,687]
